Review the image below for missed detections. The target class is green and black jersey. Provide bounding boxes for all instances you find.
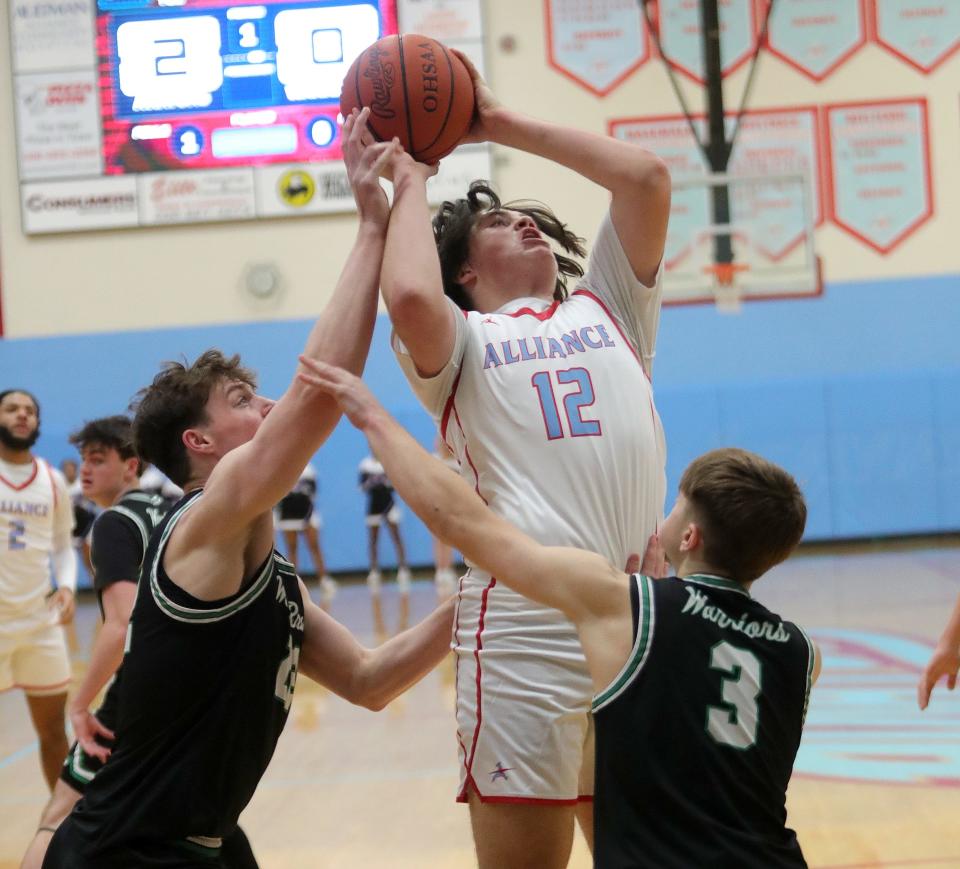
[592,574,815,869]
[60,489,168,792]
[60,489,304,865]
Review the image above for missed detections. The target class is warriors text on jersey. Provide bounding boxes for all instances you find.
[592,574,815,868]
[58,490,304,863]
[0,456,73,628]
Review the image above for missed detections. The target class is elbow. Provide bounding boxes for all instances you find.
[623,153,671,198]
[386,285,436,326]
[345,651,390,711]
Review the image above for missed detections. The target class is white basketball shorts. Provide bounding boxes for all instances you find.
[453,574,595,804]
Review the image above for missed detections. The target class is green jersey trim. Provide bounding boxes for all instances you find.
[684,573,751,598]
[67,742,97,783]
[148,494,275,623]
[592,574,655,712]
[794,621,816,725]
[106,505,150,557]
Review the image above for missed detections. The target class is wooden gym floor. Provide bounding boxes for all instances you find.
[1,537,958,868]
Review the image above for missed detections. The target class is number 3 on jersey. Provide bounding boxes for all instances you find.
[531,368,601,440]
[707,641,761,750]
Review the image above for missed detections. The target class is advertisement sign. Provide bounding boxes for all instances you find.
[14,70,103,180]
[21,176,139,233]
[137,169,256,224]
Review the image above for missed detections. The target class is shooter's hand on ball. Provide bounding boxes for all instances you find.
[451,49,501,145]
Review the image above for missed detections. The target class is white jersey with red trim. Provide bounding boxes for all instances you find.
[395,210,667,624]
[0,457,73,628]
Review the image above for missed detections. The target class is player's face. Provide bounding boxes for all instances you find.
[0,392,40,451]
[202,379,274,456]
[463,208,558,291]
[80,444,134,506]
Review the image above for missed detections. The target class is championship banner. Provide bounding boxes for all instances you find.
[725,107,823,261]
[872,0,960,73]
[545,0,649,96]
[825,99,933,254]
[608,115,708,268]
[655,0,757,84]
[764,0,868,82]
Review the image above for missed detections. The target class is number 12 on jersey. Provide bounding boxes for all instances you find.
[531,368,602,440]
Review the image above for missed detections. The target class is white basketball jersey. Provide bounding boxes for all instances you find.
[395,211,667,628]
[0,457,71,626]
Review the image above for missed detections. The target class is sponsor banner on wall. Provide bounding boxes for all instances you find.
[10,0,96,74]
[825,98,933,253]
[545,0,648,96]
[764,0,868,81]
[656,0,757,84]
[256,163,357,216]
[872,0,960,73]
[14,70,103,180]
[138,169,256,225]
[397,0,483,41]
[21,176,139,233]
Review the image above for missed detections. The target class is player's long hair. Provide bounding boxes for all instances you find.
[433,180,586,311]
[131,350,256,487]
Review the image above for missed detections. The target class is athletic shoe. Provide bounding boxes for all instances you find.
[320,575,338,605]
[396,566,412,593]
[366,569,382,595]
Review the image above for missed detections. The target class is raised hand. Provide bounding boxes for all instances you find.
[341,107,400,227]
[639,533,668,578]
[297,356,385,431]
[451,49,501,145]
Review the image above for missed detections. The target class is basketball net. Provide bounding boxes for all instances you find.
[703,262,749,313]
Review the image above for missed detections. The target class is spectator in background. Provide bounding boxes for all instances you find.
[359,455,410,595]
[276,463,337,607]
[61,458,97,578]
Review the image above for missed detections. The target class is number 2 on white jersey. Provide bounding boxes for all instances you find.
[531,367,601,440]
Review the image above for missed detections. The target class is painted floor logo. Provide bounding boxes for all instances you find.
[796,629,960,786]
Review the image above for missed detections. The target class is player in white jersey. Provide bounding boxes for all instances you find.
[0,389,77,790]
[378,54,670,867]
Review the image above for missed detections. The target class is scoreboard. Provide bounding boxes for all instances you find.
[98,0,393,173]
[10,0,490,232]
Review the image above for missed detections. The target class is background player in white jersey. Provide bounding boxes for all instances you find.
[378,53,670,865]
[0,389,76,792]
[276,463,337,606]
[296,362,821,868]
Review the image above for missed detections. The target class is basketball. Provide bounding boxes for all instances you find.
[340,34,475,163]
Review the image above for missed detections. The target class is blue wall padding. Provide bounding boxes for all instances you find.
[2,271,958,580]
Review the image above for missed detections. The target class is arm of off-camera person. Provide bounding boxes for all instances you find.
[453,51,670,287]
[366,410,624,622]
[918,593,960,710]
[380,154,456,378]
[185,117,392,542]
[68,580,137,759]
[297,580,455,710]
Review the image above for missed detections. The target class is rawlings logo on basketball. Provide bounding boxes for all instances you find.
[418,42,439,113]
[364,45,397,120]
